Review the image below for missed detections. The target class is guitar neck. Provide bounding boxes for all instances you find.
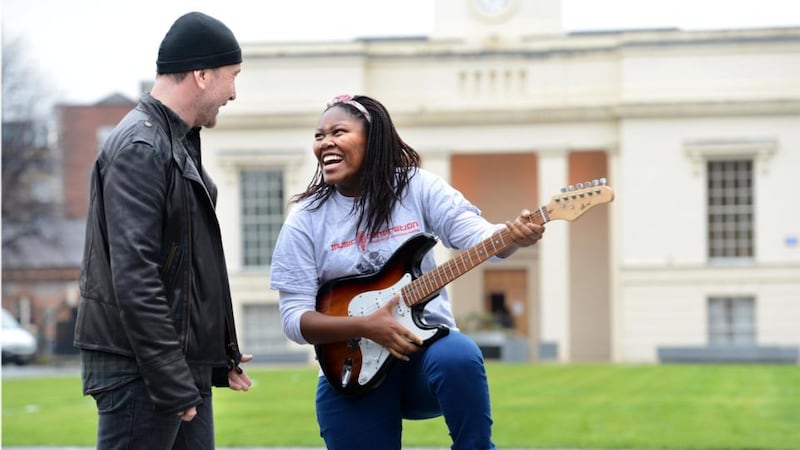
[401,206,550,306]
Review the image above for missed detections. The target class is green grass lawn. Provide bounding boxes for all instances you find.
[3,363,799,448]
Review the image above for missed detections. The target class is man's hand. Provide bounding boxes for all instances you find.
[228,354,253,391]
[178,406,197,422]
[177,354,253,421]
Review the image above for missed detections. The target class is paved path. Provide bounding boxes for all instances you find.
[4,447,551,450]
[4,448,333,450]
[13,446,579,450]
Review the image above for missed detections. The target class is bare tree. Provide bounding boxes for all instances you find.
[2,35,57,248]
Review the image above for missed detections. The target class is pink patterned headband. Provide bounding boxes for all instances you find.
[326,94,372,123]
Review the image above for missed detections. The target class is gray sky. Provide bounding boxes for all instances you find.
[2,0,799,104]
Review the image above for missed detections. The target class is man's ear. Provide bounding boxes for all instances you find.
[192,69,209,89]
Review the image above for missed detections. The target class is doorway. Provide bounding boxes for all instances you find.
[483,269,529,337]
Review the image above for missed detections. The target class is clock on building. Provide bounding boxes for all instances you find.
[472,0,516,19]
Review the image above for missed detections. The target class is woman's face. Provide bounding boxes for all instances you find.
[313,106,367,197]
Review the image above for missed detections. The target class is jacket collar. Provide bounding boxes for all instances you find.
[138,93,217,203]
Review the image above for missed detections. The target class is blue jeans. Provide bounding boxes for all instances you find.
[316,330,497,450]
[92,378,214,450]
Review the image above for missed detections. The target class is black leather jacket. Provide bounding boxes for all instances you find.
[74,93,241,413]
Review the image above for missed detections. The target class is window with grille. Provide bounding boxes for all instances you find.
[708,296,755,346]
[241,303,286,353]
[241,169,284,267]
[707,160,753,260]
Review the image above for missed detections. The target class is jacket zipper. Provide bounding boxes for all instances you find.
[183,181,193,354]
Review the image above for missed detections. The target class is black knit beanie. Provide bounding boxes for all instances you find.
[157,12,241,74]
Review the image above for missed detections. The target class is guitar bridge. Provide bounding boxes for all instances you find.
[341,357,353,387]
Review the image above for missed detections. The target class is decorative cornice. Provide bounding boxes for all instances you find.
[242,27,800,61]
[217,99,800,129]
[619,263,800,286]
[684,137,778,175]
[617,99,800,119]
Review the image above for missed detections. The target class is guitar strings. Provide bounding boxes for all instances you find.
[401,208,547,306]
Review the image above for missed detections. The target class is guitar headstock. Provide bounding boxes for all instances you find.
[546,178,614,222]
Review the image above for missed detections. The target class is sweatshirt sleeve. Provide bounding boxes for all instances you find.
[270,209,319,344]
[278,291,314,344]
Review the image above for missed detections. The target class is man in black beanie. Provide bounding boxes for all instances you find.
[74,11,252,449]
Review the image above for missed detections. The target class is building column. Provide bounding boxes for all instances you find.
[607,145,623,362]
[537,149,570,362]
[422,151,459,301]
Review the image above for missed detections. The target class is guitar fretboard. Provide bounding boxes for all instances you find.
[401,207,549,306]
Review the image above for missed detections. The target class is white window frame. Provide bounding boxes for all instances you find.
[708,296,756,347]
[706,159,754,261]
[240,168,284,268]
[683,138,778,265]
[217,150,300,272]
[241,303,286,353]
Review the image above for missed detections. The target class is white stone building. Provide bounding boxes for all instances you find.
[201,0,800,364]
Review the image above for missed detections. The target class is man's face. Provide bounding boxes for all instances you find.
[196,63,241,128]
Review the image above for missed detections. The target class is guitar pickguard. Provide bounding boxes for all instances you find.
[347,273,440,386]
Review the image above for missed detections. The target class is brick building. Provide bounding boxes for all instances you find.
[57,93,136,219]
[2,93,136,358]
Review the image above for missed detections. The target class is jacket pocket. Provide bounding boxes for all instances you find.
[160,242,181,289]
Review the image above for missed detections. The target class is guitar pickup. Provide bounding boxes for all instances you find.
[341,357,353,387]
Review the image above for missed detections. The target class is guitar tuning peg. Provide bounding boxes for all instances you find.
[577,183,584,189]
[560,187,567,193]
[585,180,591,187]
[568,185,575,191]
[600,178,607,185]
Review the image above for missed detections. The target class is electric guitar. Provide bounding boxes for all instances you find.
[315,179,615,395]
